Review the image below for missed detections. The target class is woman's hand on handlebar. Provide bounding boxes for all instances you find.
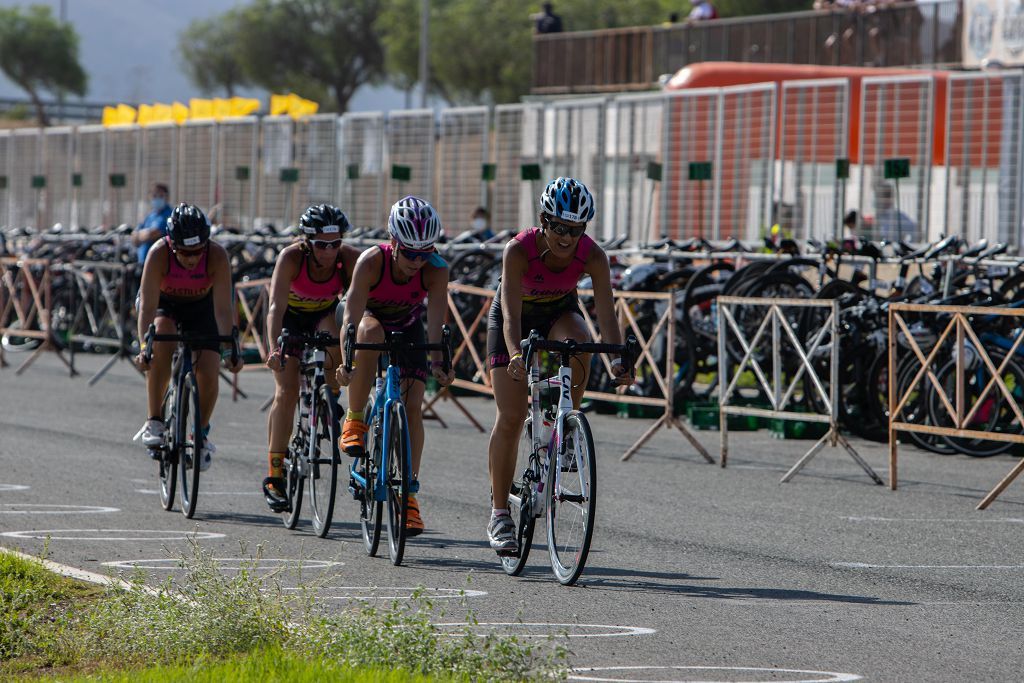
[610,357,633,386]
[506,353,527,381]
[266,347,283,372]
[335,364,353,387]
[133,351,151,373]
[431,362,454,387]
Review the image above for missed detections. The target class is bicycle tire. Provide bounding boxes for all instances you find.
[501,417,538,576]
[283,443,305,530]
[178,371,202,519]
[308,384,340,538]
[359,402,383,556]
[158,385,176,511]
[546,411,597,586]
[385,402,409,566]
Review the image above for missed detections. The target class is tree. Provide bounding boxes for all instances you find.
[0,5,87,126]
[178,14,251,97]
[229,0,386,113]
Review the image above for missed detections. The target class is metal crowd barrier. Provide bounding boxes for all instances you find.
[64,260,140,385]
[888,302,1024,509]
[0,256,73,376]
[717,295,882,483]
[434,281,714,463]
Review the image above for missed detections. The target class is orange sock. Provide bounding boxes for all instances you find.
[268,453,285,478]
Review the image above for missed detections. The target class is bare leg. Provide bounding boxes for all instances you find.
[488,367,529,508]
[547,312,591,409]
[403,378,426,477]
[345,316,384,415]
[146,316,177,418]
[195,350,220,428]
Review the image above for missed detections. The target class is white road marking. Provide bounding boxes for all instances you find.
[102,558,342,570]
[0,484,30,492]
[430,622,656,638]
[135,489,257,496]
[0,504,119,514]
[280,586,487,600]
[1,529,225,541]
[841,516,1024,524]
[568,665,862,682]
[832,562,1024,570]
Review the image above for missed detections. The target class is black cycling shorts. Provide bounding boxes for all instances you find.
[156,292,220,351]
[485,288,583,369]
[281,306,335,357]
[368,314,428,383]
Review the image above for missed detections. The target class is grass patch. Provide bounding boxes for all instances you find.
[1,541,568,682]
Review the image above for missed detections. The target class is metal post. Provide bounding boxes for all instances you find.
[419,0,430,108]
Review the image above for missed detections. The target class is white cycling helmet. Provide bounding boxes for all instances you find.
[387,195,442,249]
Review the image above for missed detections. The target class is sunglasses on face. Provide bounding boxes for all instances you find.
[399,247,435,262]
[173,246,204,258]
[544,217,586,238]
[310,238,342,250]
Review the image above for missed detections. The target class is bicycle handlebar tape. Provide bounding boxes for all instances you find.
[142,322,157,363]
[441,325,453,373]
[344,323,356,372]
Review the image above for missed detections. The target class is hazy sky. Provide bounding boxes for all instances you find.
[0,0,410,113]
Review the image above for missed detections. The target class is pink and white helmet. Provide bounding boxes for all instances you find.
[387,195,442,250]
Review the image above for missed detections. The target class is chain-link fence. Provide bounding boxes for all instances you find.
[140,123,177,216]
[339,112,386,229]
[546,98,607,237]
[75,125,105,229]
[492,103,544,233]
[10,128,43,230]
[106,126,140,226]
[43,127,74,229]
[437,106,488,234]
[386,109,435,205]
[216,117,258,229]
[177,121,217,218]
[607,93,666,243]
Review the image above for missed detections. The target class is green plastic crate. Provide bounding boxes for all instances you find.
[769,418,829,440]
[686,402,759,431]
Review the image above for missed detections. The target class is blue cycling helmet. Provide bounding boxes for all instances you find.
[539,177,595,223]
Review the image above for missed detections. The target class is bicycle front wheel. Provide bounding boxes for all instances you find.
[358,401,383,556]
[178,371,202,519]
[546,411,597,586]
[158,385,176,511]
[385,402,409,566]
[501,417,538,576]
[309,384,340,538]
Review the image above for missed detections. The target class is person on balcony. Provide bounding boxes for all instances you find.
[687,0,718,22]
[535,2,563,33]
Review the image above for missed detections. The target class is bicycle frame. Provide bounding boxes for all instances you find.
[526,359,575,513]
[349,360,414,502]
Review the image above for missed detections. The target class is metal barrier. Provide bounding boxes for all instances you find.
[0,256,73,375]
[339,112,386,228]
[437,106,489,234]
[177,120,217,219]
[75,125,105,229]
[106,125,141,227]
[547,98,608,238]
[11,129,43,231]
[43,127,74,229]
[298,114,340,210]
[386,109,434,203]
[64,260,139,384]
[139,123,177,216]
[888,302,1024,509]
[607,93,666,243]
[717,295,882,483]
[492,103,543,232]
[436,281,713,462]
[216,118,258,229]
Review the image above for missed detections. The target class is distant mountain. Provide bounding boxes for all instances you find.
[0,0,407,113]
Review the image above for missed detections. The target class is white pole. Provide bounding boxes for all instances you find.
[419,0,429,108]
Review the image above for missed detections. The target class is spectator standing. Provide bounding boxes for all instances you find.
[688,0,718,22]
[132,183,172,264]
[873,184,916,242]
[536,2,563,34]
[471,206,494,240]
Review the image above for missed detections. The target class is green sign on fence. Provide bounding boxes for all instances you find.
[884,158,910,179]
[647,161,663,182]
[235,166,250,181]
[31,175,46,189]
[835,158,850,180]
[71,173,82,188]
[688,161,712,181]
[279,167,300,183]
[481,163,496,181]
[0,176,10,190]
[391,164,411,182]
[520,163,541,181]
[109,173,126,188]
[346,164,360,180]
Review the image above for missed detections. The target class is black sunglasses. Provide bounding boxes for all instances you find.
[310,238,342,250]
[399,247,435,261]
[544,217,586,238]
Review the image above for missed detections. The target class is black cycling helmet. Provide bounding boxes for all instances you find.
[166,203,210,248]
[299,204,350,236]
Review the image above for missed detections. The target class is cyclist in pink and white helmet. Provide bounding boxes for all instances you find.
[336,195,452,537]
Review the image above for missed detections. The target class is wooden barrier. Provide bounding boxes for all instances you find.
[0,256,74,376]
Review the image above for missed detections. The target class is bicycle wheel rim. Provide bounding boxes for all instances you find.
[934,353,1022,457]
[178,372,202,519]
[309,384,339,538]
[501,418,537,576]
[158,387,176,511]
[359,403,383,556]
[385,402,409,566]
[546,412,597,585]
[284,444,304,529]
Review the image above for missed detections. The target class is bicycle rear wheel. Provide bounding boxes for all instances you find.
[308,384,340,538]
[501,417,538,576]
[546,412,597,585]
[358,402,383,556]
[385,402,409,566]
[158,386,176,511]
[177,371,202,519]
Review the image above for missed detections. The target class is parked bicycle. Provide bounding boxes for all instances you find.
[343,322,453,565]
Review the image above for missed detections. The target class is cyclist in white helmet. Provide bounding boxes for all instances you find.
[335,195,454,536]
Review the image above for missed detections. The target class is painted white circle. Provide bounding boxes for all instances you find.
[102,558,341,570]
[281,586,487,600]
[431,623,655,638]
[135,489,257,496]
[841,516,1024,524]
[832,562,1024,570]
[568,666,862,682]
[0,484,30,492]
[0,529,225,541]
[0,504,119,514]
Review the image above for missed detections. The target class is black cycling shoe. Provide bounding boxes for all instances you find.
[262,476,290,513]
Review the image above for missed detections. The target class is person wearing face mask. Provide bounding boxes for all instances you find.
[483,177,633,557]
[132,183,173,264]
[261,204,362,512]
[335,196,454,537]
[471,206,494,240]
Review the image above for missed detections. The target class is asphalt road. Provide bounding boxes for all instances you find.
[2,352,1023,682]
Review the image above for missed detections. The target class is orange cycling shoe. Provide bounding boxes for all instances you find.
[406,494,424,537]
[340,419,369,457]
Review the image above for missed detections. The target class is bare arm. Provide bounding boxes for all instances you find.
[209,243,236,338]
[136,242,166,343]
[586,246,623,348]
[340,248,379,345]
[423,263,450,364]
[501,240,528,357]
[266,246,301,352]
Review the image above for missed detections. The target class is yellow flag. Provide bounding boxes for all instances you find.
[229,97,260,117]
[137,104,154,126]
[102,106,118,127]
[152,103,172,124]
[213,98,231,120]
[171,101,190,124]
[116,103,136,126]
[189,98,214,120]
[270,93,290,117]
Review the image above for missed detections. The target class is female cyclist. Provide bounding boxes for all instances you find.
[261,204,361,513]
[335,196,454,536]
[134,203,242,469]
[485,177,632,556]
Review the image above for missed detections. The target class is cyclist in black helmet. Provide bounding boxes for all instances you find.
[261,204,361,512]
[134,203,242,471]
